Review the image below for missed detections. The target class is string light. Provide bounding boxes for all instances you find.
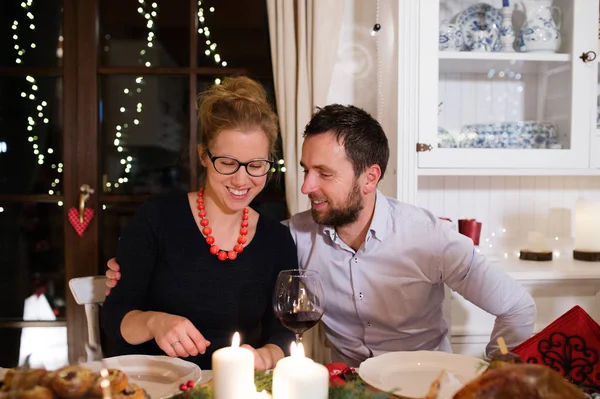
[197,1,228,85]
[104,1,158,192]
[12,1,62,195]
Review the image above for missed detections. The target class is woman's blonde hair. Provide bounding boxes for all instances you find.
[197,76,278,161]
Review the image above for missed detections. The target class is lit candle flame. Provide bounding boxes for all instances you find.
[231,332,240,348]
[99,368,112,399]
[290,342,305,358]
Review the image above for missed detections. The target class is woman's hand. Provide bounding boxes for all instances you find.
[147,313,211,358]
[104,257,121,296]
[241,344,268,370]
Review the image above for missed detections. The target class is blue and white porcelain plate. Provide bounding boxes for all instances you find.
[456,3,503,50]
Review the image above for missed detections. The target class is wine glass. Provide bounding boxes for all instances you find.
[273,269,325,343]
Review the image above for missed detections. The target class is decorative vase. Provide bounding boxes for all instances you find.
[499,6,516,52]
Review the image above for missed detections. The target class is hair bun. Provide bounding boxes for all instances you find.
[221,76,268,103]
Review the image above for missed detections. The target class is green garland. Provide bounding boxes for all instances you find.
[175,371,392,399]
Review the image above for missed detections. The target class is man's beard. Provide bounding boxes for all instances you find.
[310,181,363,227]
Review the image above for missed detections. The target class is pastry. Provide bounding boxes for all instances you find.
[39,371,56,389]
[17,385,53,399]
[90,369,129,397]
[51,366,94,398]
[114,384,146,399]
[3,369,47,390]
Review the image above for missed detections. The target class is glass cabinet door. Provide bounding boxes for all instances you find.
[418,0,598,171]
[593,5,600,168]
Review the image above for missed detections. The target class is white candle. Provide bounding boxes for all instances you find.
[272,343,329,399]
[212,332,255,399]
[574,200,600,252]
[527,231,550,252]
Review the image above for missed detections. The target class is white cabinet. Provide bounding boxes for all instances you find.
[395,0,600,356]
[415,0,599,174]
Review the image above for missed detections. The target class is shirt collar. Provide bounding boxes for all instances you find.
[321,189,391,243]
[369,190,391,242]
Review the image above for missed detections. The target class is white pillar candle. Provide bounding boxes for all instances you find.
[272,343,329,399]
[574,200,600,252]
[527,231,550,252]
[212,332,255,399]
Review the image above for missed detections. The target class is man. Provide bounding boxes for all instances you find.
[105,104,536,367]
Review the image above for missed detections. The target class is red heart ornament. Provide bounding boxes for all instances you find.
[68,207,95,237]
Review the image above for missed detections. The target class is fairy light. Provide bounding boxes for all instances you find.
[104,1,158,192]
[197,1,229,85]
[12,1,62,195]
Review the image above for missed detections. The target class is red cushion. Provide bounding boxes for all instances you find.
[512,305,600,388]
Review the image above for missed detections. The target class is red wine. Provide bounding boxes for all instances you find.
[276,311,322,334]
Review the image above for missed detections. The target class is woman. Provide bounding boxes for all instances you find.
[101,76,297,371]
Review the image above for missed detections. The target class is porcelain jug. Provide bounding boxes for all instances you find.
[520,0,562,52]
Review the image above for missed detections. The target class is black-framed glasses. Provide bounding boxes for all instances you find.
[206,150,273,177]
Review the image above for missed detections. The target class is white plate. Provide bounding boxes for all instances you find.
[81,355,202,399]
[456,3,503,51]
[358,351,487,399]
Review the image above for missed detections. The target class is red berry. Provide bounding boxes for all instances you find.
[218,251,228,261]
[206,236,215,245]
[187,380,195,388]
[179,384,188,391]
[200,219,209,227]
[240,227,248,235]
[202,226,212,236]
[227,251,237,260]
[209,245,220,255]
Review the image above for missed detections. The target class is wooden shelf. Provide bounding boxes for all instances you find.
[439,51,571,74]
[418,168,600,176]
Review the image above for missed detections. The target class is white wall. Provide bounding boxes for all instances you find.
[417,175,600,253]
[327,0,398,198]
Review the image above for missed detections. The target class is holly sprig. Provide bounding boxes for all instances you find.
[174,370,394,399]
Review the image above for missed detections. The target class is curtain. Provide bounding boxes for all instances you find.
[266,0,345,217]
[267,0,345,364]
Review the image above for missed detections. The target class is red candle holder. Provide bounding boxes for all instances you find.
[458,219,482,245]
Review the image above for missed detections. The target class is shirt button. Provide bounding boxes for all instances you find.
[367,322,371,327]
[359,293,364,300]
[354,257,358,263]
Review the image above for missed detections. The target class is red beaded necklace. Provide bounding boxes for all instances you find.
[196,188,248,261]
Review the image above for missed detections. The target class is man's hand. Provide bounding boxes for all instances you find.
[146,312,211,358]
[105,257,121,296]
[241,344,268,370]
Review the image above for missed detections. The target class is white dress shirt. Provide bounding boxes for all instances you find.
[285,190,536,366]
